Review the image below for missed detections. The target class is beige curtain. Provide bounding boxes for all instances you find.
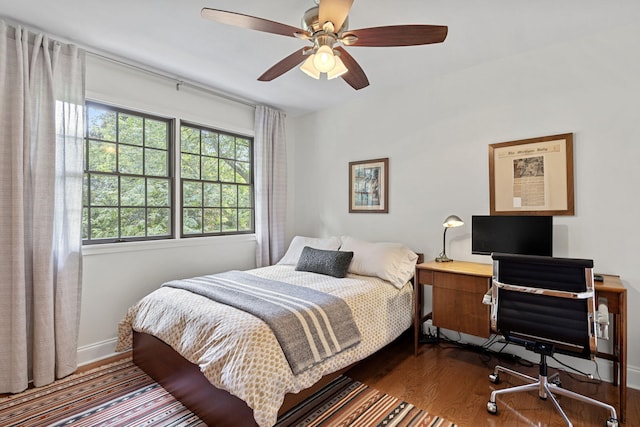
[0,21,85,393]
[254,105,287,267]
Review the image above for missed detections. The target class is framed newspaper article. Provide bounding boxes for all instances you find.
[489,133,574,216]
[349,158,389,213]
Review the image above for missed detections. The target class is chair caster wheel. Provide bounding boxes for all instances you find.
[488,373,500,384]
[606,418,619,427]
[487,401,498,414]
[551,377,562,387]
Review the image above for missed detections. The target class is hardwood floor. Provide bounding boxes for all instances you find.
[347,332,638,426]
[4,334,636,426]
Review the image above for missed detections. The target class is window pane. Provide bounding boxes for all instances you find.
[146,148,167,177]
[181,126,200,154]
[202,131,218,156]
[121,208,146,237]
[121,177,145,206]
[238,185,251,208]
[236,138,250,161]
[238,209,252,231]
[183,208,202,234]
[82,207,88,239]
[204,208,221,233]
[219,160,235,183]
[146,119,167,149]
[235,161,250,184]
[148,178,170,207]
[88,140,117,172]
[204,183,220,207]
[83,174,89,206]
[221,184,237,207]
[148,208,170,236]
[88,106,116,141]
[90,207,118,239]
[119,145,143,175]
[219,134,235,158]
[181,153,200,179]
[183,181,202,207]
[202,156,218,181]
[90,175,118,206]
[119,114,143,146]
[221,208,237,232]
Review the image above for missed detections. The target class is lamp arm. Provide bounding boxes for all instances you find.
[441,227,448,257]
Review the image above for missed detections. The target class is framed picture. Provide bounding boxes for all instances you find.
[349,158,389,213]
[489,133,574,216]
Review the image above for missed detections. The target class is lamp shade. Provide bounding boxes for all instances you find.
[327,56,348,80]
[300,55,320,79]
[443,215,464,228]
[313,45,336,73]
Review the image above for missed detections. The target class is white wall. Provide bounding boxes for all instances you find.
[78,56,257,363]
[288,24,640,388]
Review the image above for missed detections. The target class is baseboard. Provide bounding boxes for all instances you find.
[628,363,640,391]
[77,338,119,366]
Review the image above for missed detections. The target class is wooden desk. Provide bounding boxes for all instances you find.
[413,260,627,422]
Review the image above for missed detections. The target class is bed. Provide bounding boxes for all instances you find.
[116,236,421,427]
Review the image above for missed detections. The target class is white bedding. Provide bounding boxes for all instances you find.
[116,264,413,427]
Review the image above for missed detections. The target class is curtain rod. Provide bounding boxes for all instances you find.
[85,51,257,109]
[1,15,256,109]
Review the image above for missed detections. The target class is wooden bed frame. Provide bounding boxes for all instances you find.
[132,254,423,426]
[133,331,351,426]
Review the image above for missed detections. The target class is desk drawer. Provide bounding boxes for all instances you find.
[434,271,489,293]
[416,268,433,285]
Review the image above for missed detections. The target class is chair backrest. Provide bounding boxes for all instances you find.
[490,253,597,359]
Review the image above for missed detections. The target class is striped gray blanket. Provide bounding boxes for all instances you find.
[162,270,361,374]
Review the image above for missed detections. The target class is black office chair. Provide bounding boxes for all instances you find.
[486,253,618,427]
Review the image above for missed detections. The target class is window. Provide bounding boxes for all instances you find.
[83,102,173,243]
[180,123,254,237]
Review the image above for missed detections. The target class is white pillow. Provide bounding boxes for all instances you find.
[340,235,419,289]
[277,236,342,265]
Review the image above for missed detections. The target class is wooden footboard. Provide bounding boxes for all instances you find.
[132,331,349,426]
[133,331,256,426]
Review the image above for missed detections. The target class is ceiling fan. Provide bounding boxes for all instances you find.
[201,0,448,90]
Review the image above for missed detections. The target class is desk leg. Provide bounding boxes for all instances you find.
[619,292,627,423]
[414,283,422,356]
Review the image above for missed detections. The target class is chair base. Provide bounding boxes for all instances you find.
[487,364,618,427]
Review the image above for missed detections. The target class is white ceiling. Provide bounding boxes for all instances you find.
[1,1,638,116]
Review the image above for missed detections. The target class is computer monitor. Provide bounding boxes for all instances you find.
[471,215,553,257]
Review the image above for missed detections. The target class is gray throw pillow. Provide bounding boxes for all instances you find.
[295,246,354,278]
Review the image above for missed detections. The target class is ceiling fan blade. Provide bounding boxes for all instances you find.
[334,47,369,90]
[258,48,309,82]
[201,8,306,38]
[319,0,354,31]
[344,25,448,47]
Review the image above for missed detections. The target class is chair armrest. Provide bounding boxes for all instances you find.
[492,280,594,300]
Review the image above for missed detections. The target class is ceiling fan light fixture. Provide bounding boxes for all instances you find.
[313,45,336,73]
[300,55,320,79]
[201,4,447,90]
[327,56,348,80]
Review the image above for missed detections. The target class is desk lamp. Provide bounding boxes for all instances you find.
[435,215,464,262]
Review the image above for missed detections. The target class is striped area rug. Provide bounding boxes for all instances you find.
[0,358,456,427]
[276,375,456,427]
